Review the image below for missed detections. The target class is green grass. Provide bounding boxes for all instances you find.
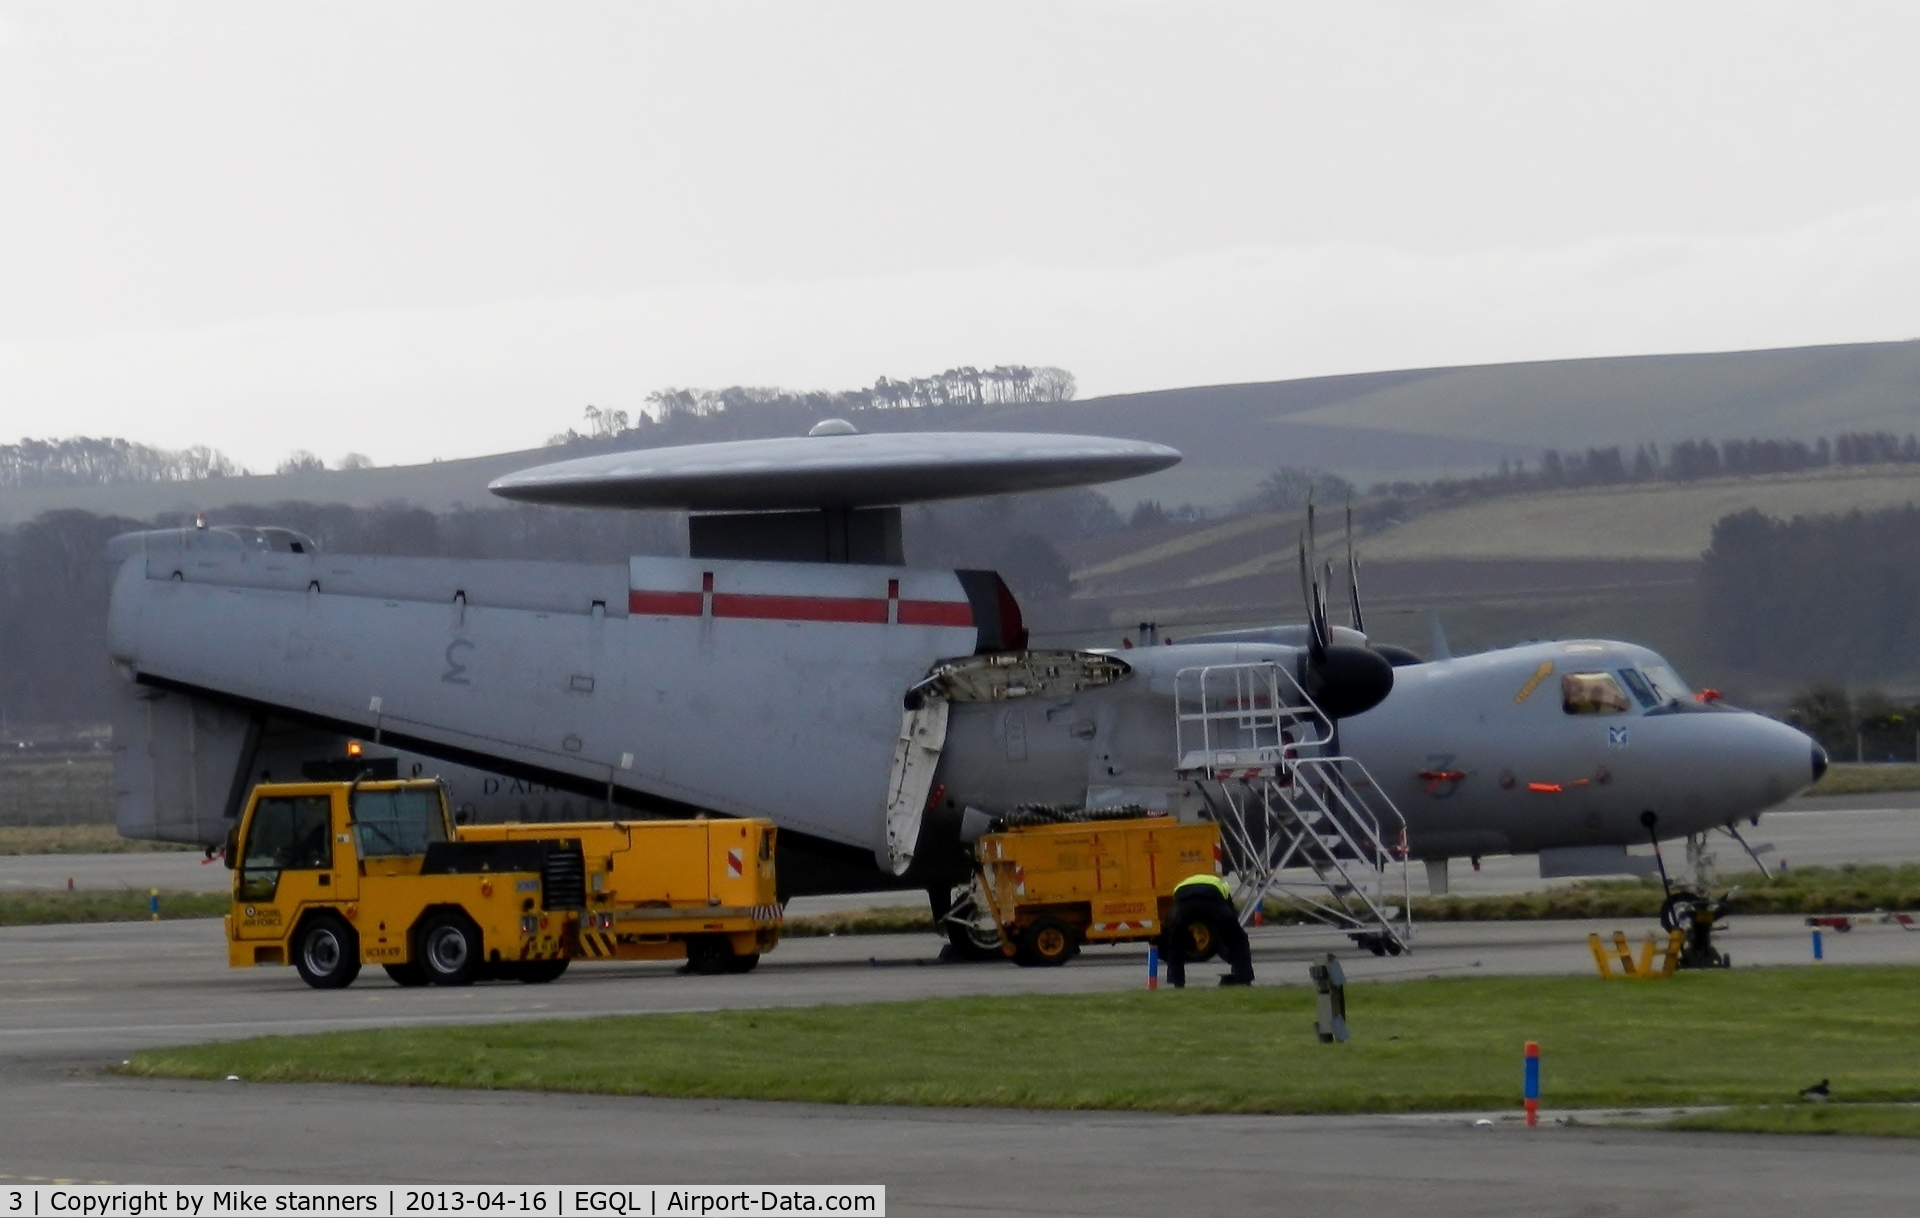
[789,864,1920,940]
[1666,1104,1920,1138]
[0,889,227,926]
[0,825,194,854]
[125,967,1920,1115]
[1410,864,1920,922]
[1808,763,1920,796]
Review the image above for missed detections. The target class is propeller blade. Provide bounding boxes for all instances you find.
[1345,502,1364,634]
[1297,533,1325,661]
[1305,493,1331,655]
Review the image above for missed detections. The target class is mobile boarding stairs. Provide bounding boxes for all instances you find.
[1175,661,1415,956]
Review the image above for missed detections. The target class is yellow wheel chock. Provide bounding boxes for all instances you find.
[1587,929,1685,979]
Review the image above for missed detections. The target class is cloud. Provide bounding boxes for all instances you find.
[5,199,1920,469]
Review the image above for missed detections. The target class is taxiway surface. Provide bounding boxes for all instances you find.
[1,795,1915,1214]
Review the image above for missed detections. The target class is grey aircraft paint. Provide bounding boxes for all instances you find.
[489,430,1183,510]
[100,428,1824,899]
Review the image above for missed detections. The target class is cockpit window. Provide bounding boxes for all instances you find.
[1562,672,1632,715]
[1642,664,1691,704]
[1617,668,1659,709]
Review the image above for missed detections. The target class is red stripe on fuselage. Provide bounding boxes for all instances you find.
[711,593,890,623]
[896,600,975,627]
[628,588,972,627]
[628,590,704,615]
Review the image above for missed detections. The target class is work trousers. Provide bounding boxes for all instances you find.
[1164,889,1254,988]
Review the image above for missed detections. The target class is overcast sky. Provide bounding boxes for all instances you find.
[3,1,1919,470]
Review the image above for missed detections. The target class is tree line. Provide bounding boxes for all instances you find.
[1783,684,1920,763]
[550,365,1076,447]
[1701,503,1920,686]
[1372,431,1920,504]
[0,437,243,490]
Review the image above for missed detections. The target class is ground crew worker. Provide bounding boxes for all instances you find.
[1163,872,1254,988]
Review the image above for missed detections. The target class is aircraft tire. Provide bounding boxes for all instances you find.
[942,923,1005,962]
[293,914,361,990]
[1660,893,1699,934]
[383,962,429,987]
[1014,917,1079,968]
[417,912,484,986]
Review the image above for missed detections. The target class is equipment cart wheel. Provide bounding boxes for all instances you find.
[383,962,429,987]
[1015,916,1079,967]
[293,914,361,990]
[685,934,738,975]
[417,912,484,986]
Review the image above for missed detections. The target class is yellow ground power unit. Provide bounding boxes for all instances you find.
[973,815,1221,966]
[459,817,780,973]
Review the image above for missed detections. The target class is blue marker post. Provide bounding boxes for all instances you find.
[1523,1041,1541,1127]
[1146,944,1160,990]
[1812,929,1825,963]
[148,889,159,922]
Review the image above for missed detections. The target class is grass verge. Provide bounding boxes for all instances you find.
[0,825,195,855]
[0,889,227,926]
[1666,1104,1920,1139]
[787,864,1920,938]
[1414,864,1920,922]
[126,966,1920,1116]
[1806,763,1920,796]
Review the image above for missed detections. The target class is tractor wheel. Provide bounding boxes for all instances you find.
[417,912,484,986]
[1015,917,1079,968]
[723,952,761,975]
[293,914,361,990]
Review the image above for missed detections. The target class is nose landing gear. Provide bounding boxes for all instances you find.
[1642,811,1733,970]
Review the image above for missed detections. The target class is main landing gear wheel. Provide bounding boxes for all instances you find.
[417,912,483,986]
[1014,916,1079,968]
[939,881,1006,962]
[293,914,361,990]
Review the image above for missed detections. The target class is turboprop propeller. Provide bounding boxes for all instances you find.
[1293,497,1394,719]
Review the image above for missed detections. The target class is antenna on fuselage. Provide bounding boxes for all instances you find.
[1428,613,1453,662]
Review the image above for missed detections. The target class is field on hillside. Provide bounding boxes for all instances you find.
[1359,464,1920,562]
[1285,339,1920,449]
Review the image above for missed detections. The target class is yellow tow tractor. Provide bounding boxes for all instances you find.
[969,814,1223,966]
[224,778,782,987]
[226,778,580,988]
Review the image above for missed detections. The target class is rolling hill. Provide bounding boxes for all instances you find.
[9,337,1920,526]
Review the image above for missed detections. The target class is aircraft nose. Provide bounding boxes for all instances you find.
[1811,743,1829,785]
